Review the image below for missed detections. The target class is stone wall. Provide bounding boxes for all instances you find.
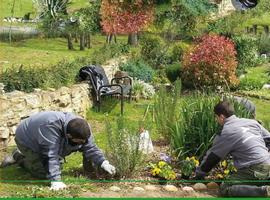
[0,83,92,147]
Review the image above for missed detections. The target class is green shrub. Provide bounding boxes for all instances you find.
[239,75,268,90]
[119,59,155,82]
[232,35,260,74]
[165,63,182,83]
[169,43,184,63]
[140,34,166,68]
[152,69,170,84]
[238,66,269,90]
[0,57,89,93]
[0,65,45,92]
[91,43,130,65]
[258,34,270,55]
[105,117,145,178]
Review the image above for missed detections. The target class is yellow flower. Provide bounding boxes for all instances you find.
[217,174,224,179]
[151,168,161,176]
[185,157,190,161]
[158,161,166,168]
[194,160,199,167]
[224,169,230,175]
[191,156,196,161]
[169,172,176,180]
[221,160,227,168]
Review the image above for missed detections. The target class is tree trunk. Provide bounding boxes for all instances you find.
[127,33,138,46]
[245,27,249,33]
[113,34,117,43]
[74,33,78,43]
[263,25,269,35]
[106,34,117,44]
[67,33,74,50]
[87,33,91,48]
[253,24,257,35]
[80,33,85,51]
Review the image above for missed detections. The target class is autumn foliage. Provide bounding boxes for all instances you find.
[100,0,154,34]
[182,34,239,89]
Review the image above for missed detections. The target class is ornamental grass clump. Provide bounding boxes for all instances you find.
[153,80,181,141]
[105,117,144,178]
[172,94,220,159]
[182,34,239,89]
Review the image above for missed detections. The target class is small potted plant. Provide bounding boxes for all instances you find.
[179,156,200,179]
[149,161,177,184]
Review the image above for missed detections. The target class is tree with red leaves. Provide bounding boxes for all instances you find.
[100,0,154,45]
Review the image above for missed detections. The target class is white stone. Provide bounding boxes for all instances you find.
[0,127,9,139]
[193,183,207,191]
[34,88,42,93]
[239,74,245,79]
[109,186,121,192]
[10,126,17,135]
[262,84,270,90]
[182,186,194,192]
[144,185,159,191]
[163,185,178,192]
[133,187,145,191]
[58,87,70,95]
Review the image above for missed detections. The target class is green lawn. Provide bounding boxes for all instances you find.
[0,0,35,22]
[0,34,128,70]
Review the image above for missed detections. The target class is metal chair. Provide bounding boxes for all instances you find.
[79,65,132,114]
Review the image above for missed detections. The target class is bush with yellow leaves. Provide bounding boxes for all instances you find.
[149,161,177,180]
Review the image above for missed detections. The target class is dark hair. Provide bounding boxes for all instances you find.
[66,118,91,139]
[214,100,235,118]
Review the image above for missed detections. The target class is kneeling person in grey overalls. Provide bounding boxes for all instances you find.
[195,100,270,197]
[1,111,116,191]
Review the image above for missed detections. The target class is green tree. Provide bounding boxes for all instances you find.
[75,1,101,50]
[155,0,216,40]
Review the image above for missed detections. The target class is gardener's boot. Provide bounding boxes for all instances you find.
[0,149,23,168]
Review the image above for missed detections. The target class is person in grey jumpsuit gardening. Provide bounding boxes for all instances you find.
[0,111,116,191]
[195,100,270,197]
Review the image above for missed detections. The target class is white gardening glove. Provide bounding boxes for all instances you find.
[101,160,116,175]
[50,181,67,191]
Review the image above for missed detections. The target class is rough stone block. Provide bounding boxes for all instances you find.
[0,127,9,139]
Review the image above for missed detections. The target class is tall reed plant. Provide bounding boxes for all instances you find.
[153,80,181,141]
[175,94,220,159]
[104,117,144,178]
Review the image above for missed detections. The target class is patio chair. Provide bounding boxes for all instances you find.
[79,65,132,114]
